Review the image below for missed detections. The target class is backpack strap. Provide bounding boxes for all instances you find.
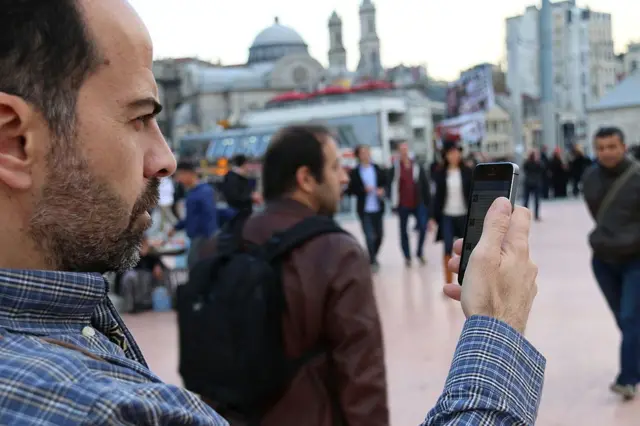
[263,216,347,262]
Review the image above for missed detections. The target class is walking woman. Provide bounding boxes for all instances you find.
[523,150,543,221]
[429,141,472,284]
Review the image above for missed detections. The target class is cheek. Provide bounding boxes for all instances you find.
[78,126,145,207]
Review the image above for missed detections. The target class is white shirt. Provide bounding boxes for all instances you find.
[358,164,380,213]
[158,177,175,207]
[443,169,467,216]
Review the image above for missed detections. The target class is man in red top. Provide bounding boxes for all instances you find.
[391,142,432,266]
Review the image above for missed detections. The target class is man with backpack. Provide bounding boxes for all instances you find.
[179,124,389,425]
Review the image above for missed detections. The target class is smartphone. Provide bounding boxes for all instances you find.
[457,162,519,285]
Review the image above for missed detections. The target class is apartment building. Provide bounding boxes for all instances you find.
[506,1,617,147]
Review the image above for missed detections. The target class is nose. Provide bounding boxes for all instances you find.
[340,168,349,185]
[144,131,177,179]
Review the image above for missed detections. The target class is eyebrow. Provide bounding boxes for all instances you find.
[128,97,163,115]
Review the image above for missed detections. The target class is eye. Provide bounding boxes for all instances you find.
[132,114,155,131]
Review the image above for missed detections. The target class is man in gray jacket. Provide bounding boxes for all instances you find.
[582,127,640,400]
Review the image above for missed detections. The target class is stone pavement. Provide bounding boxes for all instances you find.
[123,199,640,425]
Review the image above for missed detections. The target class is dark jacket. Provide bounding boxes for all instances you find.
[203,199,389,426]
[174,183,217,239]
[431,166,473,242]
[345,164,387,216]
[221,170,253,212]
[524,159,545,188]
[582,157,640,262]
[389,160,431,209]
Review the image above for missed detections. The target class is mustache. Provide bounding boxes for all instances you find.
[131,178,160,218]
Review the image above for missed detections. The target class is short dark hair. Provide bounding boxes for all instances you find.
[262,124,334,201]
[176,160,197,172]
[354,144,369,160]
[231,154,248,167]
[594,127,625,144]
[0,1,100,139]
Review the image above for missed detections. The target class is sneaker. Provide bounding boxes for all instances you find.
[610,383,636,400]
[371,262,380,274]
[405,258,411,267]
[417,256,426,265]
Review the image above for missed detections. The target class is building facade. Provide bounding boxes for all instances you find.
[154,1,392,147]
[506,1,617,148]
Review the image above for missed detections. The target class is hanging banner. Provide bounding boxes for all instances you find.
[437,112,486,144]
[446,64,495,118]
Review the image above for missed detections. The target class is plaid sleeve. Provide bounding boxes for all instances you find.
[421,315,546,426]
[87,384,229,426]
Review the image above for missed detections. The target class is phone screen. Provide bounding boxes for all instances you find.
[458,165,517,284]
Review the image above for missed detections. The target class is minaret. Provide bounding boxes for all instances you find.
[357,0,382,78]
[328,11,347,70]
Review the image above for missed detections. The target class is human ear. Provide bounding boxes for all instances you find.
[0,93,37,190]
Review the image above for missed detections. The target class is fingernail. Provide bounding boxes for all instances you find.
[492,197,511,214]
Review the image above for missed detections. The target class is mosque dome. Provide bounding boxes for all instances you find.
[248,17,308,64]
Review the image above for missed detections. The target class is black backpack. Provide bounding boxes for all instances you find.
[177,212,347,420]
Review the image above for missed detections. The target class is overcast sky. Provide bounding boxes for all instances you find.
[130,0,638,80]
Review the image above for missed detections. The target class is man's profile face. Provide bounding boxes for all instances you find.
[24,0,176,272]
[595,134,626,169]
[314,137,348,216]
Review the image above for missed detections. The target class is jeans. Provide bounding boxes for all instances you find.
[359,211,384,264]
[441,215,467,256]
[592,257,640,386]
[522,185,541,219]
[398,204,427,259]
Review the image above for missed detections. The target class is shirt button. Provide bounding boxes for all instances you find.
[82,326,96,337]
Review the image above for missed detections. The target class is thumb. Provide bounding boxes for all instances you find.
[476,197,512,252]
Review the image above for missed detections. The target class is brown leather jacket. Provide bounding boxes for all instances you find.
[206,199,388,426]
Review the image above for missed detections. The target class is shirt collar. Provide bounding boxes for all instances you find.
[0,269,108,333]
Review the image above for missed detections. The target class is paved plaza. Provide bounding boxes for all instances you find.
[124,199,640,425]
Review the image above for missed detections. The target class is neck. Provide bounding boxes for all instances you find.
[289,192,318,213]
[0,219,52,270]
[185,179,200,190]
[448,163,459,170]
[359,160,370,166]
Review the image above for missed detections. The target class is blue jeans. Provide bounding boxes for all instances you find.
[592,257,640,386]
[441,215,467,255]
[398,204,427,259]
[359,211,384,264]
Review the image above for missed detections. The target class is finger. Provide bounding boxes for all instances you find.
[502,206,532,256]
[475,197,512,253]
[443,284,461,301]
[448,254,461,274]
[452,238,463,256]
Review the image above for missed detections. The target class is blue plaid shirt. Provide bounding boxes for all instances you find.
[0,268,544,425]
[421,316,546,425]
[0,269,227,426]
